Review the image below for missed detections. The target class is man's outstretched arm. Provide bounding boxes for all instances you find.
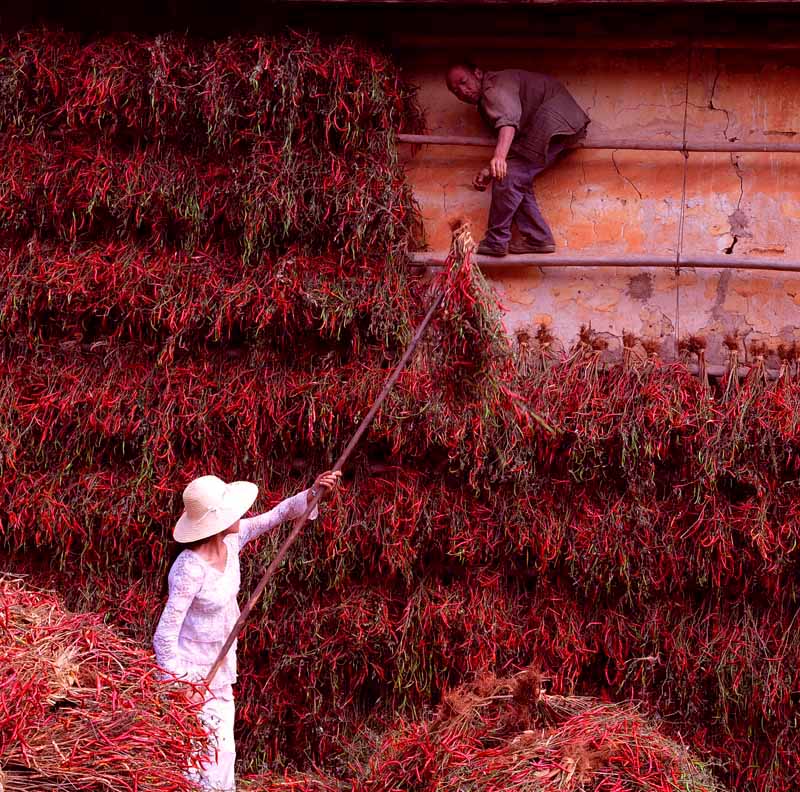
[491,126,516,181]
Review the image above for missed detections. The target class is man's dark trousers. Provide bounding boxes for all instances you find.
[483,137,573,250]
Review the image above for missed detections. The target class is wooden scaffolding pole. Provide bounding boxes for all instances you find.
[408,252,800,274]
[398,133,800,154]
[390,34,800,52]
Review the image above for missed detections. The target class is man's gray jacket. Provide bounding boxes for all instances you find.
[478,69,590,167]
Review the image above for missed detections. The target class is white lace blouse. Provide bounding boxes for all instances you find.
[153,489,316,691]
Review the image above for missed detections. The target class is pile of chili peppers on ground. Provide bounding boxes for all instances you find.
[0,30,798,792]
[0,576,206,791]
[239,669,725,792]
[360,668,725,792]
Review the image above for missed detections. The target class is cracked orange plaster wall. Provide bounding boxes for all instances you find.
[400,46,800,366]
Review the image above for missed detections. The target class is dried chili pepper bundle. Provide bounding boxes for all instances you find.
[361,669,726,792]
[0,576,207,791]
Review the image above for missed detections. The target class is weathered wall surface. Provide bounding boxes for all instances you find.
[399,45,800,367]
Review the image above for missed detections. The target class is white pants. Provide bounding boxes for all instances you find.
[190,686,236,792]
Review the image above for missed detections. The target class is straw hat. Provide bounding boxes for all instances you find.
[174,475,258,543]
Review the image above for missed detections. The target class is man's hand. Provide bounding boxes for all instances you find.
[490,126,515,182]
[490,156,508,181]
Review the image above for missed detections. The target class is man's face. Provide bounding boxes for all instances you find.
[447,66,481,105]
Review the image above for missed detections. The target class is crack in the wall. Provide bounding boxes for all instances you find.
[707,55,737,142]
[725,153,749,255]
[724,235,739,254]
[611,150,643,199]
[730,154,745,211]
[618,101,687,113]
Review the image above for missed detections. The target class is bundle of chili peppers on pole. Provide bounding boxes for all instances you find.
[0,30,798,792]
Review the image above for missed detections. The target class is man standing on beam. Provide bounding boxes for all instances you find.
[446,62,590,256]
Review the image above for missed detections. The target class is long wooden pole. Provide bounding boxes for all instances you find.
[398,132,800,154]
[409,251,800,274]
[205,287,445,687]
[390,34,800,52]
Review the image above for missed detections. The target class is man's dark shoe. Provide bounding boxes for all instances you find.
[476,240,508,257]
[509,239,556,254]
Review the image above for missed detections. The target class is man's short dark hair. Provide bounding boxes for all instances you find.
[447,59,479,75]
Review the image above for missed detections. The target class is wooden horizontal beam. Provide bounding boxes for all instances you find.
[398,133,800,154]
[391,34,800,50]
[409,251,800,273]
[304,1,800,5]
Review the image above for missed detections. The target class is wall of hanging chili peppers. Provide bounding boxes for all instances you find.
[0,29,798,792]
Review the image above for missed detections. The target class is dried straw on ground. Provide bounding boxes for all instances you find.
[0,576,206,792]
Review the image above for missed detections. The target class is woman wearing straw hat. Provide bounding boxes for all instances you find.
[153,470,340,792]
